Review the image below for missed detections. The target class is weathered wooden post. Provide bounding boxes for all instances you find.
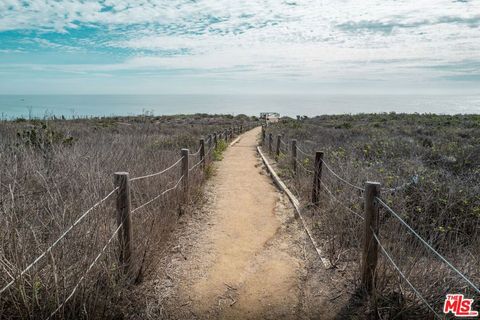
[200,138,205,169]
[276,134,281,158]
[224,130,228,142]
[240,125,243,133]
[361,181,381,294]
[181,149,189,202]
[268,133,273,153]
[311,151,324,205]
[114,172,132,274]
[292,139,297,175]
[261,126,266,144]
[214,132,218,148]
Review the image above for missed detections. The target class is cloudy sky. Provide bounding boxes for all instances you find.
[0,0,479,94]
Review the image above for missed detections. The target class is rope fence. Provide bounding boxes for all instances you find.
[130,157,183,182]
[131,175,184,215]
[0,123,256,317]
[261,125,479,316]
[0,187,118,294]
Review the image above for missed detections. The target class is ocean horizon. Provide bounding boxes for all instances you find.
[1,94,479,120]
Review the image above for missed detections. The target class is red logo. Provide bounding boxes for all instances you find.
[443,294,478,317]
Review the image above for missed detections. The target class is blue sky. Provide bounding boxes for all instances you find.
[1,0,480,94]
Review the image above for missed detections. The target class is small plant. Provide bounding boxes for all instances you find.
[213,140,228,161]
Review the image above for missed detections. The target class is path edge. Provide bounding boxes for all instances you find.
[256,146,332,269]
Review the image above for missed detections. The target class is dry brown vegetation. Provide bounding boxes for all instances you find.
[0,113,258,319]
[263,113,480,319]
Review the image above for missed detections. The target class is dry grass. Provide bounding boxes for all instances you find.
[0,113,258,319]
[263,113,480,319]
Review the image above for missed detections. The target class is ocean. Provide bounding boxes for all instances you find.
[0,94,479,119]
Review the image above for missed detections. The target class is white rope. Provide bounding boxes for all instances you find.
[189,158,204,172]
[296,145,314,158]
[295,159,314,174]
[131,175,184,214]
[189,145,202,156]
[320,182,364,221]
[376,197,480,294]
[0,187,118,294]
[206,144,215,156]
[321,159,365,192]
[47,223,123,319]
[130,157,183,182]
[371,231,443,319]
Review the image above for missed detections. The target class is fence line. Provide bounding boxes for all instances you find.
[295,158,314,174]
[296,145,314,159]
[261,125,479,316]
[130,157,183,182]
[375,197,480,294]
[189,145,202,156]
[320,159,364,192]
[0,187,118,294]
[371,231,443,319]
[320,181,364,221]
[189,158,204,173]
[131,175,184,215]
[47,222,124,320]
[1,123,255,317]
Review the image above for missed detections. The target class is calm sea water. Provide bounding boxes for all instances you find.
[0,94,479,119]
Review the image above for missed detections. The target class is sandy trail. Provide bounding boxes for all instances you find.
[186,127,301,319]
[146,127,345,319]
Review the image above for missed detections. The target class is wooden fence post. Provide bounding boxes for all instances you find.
[114,172,132,274]
[361,181,381,294]
[268,133,273,153]
[240,125,243,133]
[200,138,205,169]
[276,134,281,158]
[292,139,297,175]
[224,130,228,142]
[261,126,266,144]
[311,151,324,205]
[214,133,218,148]
[181,149,189,202]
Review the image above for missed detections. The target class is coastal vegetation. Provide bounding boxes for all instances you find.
[264,113,480,318]
[0,114,258,319]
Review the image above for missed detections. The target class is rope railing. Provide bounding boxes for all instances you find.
[206,144,215,156]
[130,157,183,182]
[0,187,118,294]
[47,222,124,319]
[261,125,476,315]
[320,181,364,221]
[189,158,204,173]
[189,145,202,156]
[296,145,314,158]
[375,197,480,294]
[371,230,443,319]
[131,175,184,214]
[295,158,314,174]
[0,123,253,315]
[321,159,365,192]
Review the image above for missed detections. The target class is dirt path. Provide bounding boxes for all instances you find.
[138,127,348,319]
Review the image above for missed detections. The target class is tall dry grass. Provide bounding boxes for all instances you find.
[0,114,258,319]
[263,113,480,318]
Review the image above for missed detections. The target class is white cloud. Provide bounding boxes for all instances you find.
[0,0,480,91]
